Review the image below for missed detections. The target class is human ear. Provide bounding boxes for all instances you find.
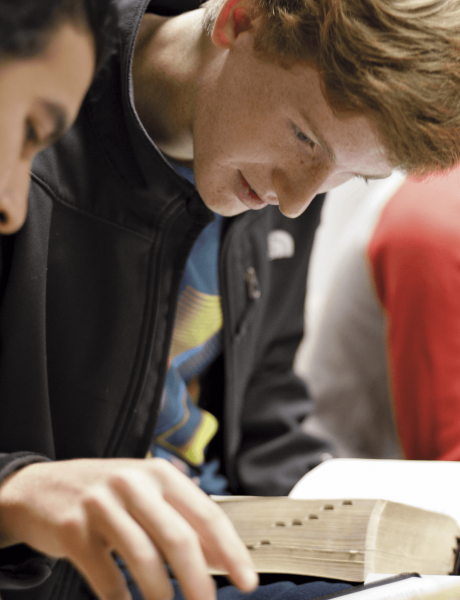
[211,0,258,49]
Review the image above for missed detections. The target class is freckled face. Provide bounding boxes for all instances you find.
[0,22,95,234]
[192,34,393,218]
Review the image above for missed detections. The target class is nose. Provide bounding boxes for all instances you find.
[0,161,31,234]
[273,161,331,218]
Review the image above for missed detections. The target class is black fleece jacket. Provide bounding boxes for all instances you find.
[0,0,332,597]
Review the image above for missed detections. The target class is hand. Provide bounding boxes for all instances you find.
[0,457,258,600]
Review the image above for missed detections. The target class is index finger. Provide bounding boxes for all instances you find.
[148,460,258,592]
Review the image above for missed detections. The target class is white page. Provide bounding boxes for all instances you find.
[365,575,460,584]
[338,577,460,599]
[288,459,460,525]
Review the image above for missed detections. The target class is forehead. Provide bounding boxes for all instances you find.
[0,22,95,115]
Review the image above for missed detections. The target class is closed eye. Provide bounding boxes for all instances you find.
[355,173,392,183]
[25,119,40,145]
[24,101,69,151]
[356,174,370,184]
[21,119,42,160]
[293,125,316,150]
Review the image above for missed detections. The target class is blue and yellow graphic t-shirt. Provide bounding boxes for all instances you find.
[149,160,227,494]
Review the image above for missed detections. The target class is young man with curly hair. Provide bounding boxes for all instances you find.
[0,1,460,599]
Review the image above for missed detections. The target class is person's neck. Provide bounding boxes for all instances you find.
[132,9,217,165]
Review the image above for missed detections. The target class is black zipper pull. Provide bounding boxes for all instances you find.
[245,266,261,300]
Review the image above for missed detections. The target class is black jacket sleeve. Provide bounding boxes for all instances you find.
[0,452,56,590]
[0,195,58,589]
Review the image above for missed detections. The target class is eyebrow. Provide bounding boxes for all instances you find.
[39,100,70,146]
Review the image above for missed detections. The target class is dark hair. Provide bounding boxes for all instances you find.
[0,0,118,70]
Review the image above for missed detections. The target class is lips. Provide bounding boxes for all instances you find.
[241,173,261,200]
[237,171,267,210]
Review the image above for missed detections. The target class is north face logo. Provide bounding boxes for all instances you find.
[267,230,295,260]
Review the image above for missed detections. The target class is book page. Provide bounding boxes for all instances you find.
[365,575,460,584]
[288,459,460,525]
[334,577,460,599]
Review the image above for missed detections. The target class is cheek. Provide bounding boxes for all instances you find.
[0,118,23,192]
[289,151,330,188]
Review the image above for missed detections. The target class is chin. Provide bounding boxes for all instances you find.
[212,204,249,217]
[200,192,249,217]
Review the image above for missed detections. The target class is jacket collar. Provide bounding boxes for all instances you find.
[87,0,213,224]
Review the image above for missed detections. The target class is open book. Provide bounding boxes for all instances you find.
[213,459,460,582]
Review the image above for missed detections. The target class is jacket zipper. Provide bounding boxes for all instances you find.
[218,217,262,490]
[105,197,195,458]
[244,266,261,300]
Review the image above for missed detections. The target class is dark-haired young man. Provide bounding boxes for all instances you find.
[1,0,460,599]
[0,0,116,234]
